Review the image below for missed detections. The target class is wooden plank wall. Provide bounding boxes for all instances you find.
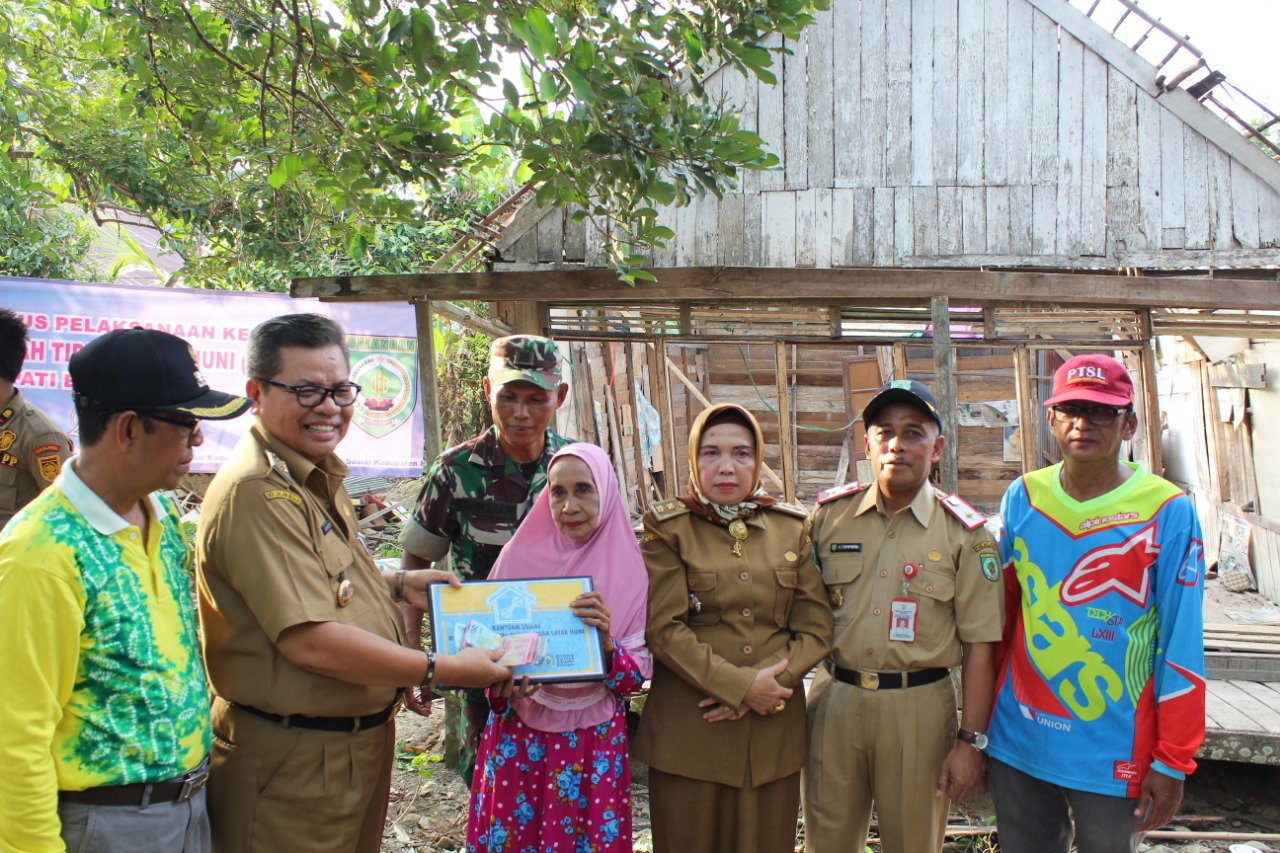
[1162,339,1280,600]
[704,342,853,502]
[508,0,1280,271]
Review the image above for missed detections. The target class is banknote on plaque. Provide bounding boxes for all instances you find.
[427,577,607,685]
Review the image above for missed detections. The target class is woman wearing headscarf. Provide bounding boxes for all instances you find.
[465,443,651,853]
[634,403,832,853]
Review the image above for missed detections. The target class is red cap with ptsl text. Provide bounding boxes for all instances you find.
[1043,353,1134,408]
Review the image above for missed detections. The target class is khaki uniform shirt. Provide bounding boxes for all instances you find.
[0,390,72,530]
[196,421,406,717]
[633,500,833,788]
[810,483,1003,673]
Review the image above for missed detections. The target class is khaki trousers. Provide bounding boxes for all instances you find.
[648,767,800,853]
[207,698,395,853]
[803,674,956,853]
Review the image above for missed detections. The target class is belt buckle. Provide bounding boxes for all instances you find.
[857,671,880,690]
[177,772,208,803]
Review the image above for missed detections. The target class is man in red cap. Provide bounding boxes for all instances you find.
[985,353,1206,853]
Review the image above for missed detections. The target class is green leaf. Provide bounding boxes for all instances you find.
[524,8,554,62]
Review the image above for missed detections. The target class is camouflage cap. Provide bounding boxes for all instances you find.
[488,335,562,391]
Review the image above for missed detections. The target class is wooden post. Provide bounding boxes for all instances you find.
[1013,346,1040,473]
[413,299,443,476]
[1139,336,1164,476]
[930,297,958,494]
[660,340,680,499]
[509,300,547,335]
[625,342,652,512]
[774,341,795,503]
[891,343,908,381]
[412,298,460,764]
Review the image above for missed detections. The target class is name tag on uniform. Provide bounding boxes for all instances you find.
[830,543,862,553]
[888,598,918,642]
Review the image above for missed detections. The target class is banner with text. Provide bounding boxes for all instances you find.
[1,277,423,477]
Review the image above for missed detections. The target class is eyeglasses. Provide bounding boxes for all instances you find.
[255,377,362,408]
[142,411,202,439]
[1050,404,1131,426]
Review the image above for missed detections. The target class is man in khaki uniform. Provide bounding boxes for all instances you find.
[196,314,511,853]
[804,380,1004,853]
[0,308,72,530]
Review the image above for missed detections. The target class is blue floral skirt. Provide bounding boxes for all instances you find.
[465,699,633,853]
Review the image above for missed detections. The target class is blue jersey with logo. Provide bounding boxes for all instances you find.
[986,463,1205,797]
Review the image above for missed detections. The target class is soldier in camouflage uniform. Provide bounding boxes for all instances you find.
[400,334,572,783]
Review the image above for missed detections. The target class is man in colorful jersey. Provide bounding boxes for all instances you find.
[987,353,1206,853]
[399,333,572,782]
[0,327,251,853]
[196,314,511,853]
[803,380,1004,853]
[0,308,73,530]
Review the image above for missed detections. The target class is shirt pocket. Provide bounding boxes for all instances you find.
[914,567,957,612]
[821,554,865,626]
[686,571,720,626]
[772,567,799,627]
[318,532,373,622]
[0,463,17,516]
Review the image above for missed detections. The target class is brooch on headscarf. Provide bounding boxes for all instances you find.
[728,519,749,557]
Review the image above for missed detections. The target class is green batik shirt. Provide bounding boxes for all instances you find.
[0,462,210,853]
[407,426,572,579]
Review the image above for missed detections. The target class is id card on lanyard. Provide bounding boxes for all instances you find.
[889,562,919,642]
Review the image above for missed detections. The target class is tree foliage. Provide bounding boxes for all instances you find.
[0,151,98,279]
[2,0,825,282]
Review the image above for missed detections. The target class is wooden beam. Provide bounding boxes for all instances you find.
[774,341,795,503]
[428,300,512,339]
[293,266,1280,311]
[931,297,958,494]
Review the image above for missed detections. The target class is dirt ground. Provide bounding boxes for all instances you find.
[380,700,1280,853]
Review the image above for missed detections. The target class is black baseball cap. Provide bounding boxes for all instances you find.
[69,327,251,420]
[862,380,944,430]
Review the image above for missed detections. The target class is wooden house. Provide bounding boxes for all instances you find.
[298,0,1280,764]
[300,0,1279,506]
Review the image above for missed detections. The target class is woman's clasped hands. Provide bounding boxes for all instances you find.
[698,658,792,723]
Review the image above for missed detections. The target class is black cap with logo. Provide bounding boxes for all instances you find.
[69,327,251,420]
[861,379,944,430]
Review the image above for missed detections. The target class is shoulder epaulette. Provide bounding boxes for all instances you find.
[651,499,691,521]
[769,500,809,519]
[817,480,864,506]
[939,492,986,530]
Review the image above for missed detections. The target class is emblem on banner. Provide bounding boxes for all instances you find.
[349,341,417,438]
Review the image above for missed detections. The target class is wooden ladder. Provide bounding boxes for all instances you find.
[429,181,538,273]
[1071,0,1279,158]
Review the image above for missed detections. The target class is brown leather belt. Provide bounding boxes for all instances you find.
[830,663,950,690]
[234,700,397,733]
[58,757,209,807]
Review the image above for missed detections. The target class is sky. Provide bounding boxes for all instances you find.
[1126,0,1279,122]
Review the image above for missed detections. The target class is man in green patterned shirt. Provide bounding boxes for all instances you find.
[399,334,572,782]
[0,328,249,853]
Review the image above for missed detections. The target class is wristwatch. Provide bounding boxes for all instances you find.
[957,728,989,752]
